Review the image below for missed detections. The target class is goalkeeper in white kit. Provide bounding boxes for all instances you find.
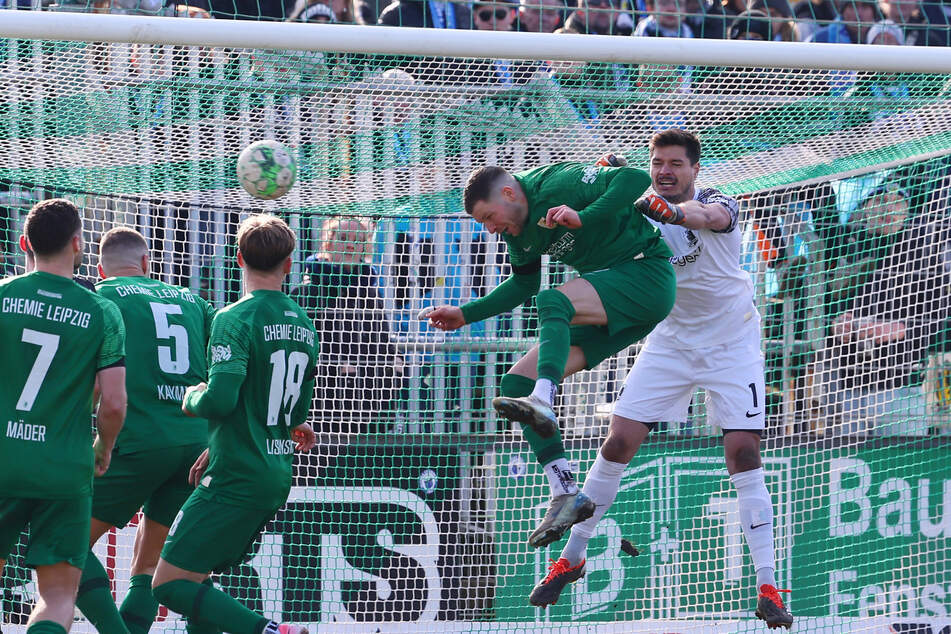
[529,129,793,630]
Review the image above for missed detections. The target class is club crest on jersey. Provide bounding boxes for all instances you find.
[211,344,232,363]
[581,165,598,184]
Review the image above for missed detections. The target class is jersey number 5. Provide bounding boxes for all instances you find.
[150,302,189,375]
[266,350,309,426]
[17,328,61,412]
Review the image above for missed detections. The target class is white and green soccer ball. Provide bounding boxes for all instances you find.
[236,140,297,200]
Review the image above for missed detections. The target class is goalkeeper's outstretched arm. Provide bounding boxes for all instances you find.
[635,194,731,231]
[421,261,541,331]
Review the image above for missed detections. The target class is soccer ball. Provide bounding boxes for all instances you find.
[236,140,297,200]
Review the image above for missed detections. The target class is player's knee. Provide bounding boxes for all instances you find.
[536,288,576,322]
[729,443,762,473]
[500,372,535,398]
[600,430,640,463]
[151,580,174,604]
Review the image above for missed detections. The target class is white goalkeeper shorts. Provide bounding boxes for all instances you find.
[613,327,766,431]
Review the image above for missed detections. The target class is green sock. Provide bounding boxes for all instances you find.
[535,289,576,385]
[153,579,270,634]
[120,574,159,634]
[501,373,567,465]
[76,550,130,634]
[185,579,222,634]
[26,621,67,634]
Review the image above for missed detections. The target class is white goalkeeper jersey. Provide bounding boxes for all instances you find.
[647,186,760,350]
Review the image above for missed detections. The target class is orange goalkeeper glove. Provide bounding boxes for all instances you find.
[635,194,686,225]
[595,153,628,167]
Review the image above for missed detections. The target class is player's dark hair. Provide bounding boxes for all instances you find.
[650,128,701,165]
[464,166,510,215]
[24,198,82,257]
[237,213,296,272]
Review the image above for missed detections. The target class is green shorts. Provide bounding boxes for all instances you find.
[0,496,91,569]
[161,492,277,574]
[572,255,676,368]
[92,443,206,529]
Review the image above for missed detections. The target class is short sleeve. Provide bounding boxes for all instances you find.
[207,309,250,377]
[697,188,740,234]
[97,298,126,370]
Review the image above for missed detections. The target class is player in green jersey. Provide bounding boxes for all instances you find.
[70,227,216,634]
[151,214,317,634]
[421,162,676,548]
[0,199,127,634]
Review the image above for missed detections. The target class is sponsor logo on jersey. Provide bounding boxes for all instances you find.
[545,233,576,260]
[581,165,598,184]
[211,344,232,363]
[670,242,703,267]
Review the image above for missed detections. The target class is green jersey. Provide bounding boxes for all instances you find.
[507,162,671,272]
[96,276,215,455]
[0,272,125,499]
[198,290,317,509]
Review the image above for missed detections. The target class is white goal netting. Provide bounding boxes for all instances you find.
[2,17,951,633]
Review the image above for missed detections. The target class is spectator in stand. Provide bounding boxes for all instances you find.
[729,8,776,37]
[378,0,472,28]
[288,0,336,20]
[564,0,630,33]
[470,0,544,84]
[473,0,519,30]
[682,0,728,39]
[793,0,837,41]
[518,0,569,30]
[820,182,951,436]
[290,218,404,436]
[867,17,904,42]
[807,0,880,43]
[878,0,951,46]
[721,0,747,16]
[635,0,695,36]
[750,0,799,39]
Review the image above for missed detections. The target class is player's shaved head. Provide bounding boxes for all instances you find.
[237,213,296,272]
[25,198,82,257]
[99,226,148,275]
[464,166,516,215]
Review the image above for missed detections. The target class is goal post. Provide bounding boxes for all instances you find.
[2,13,951,633]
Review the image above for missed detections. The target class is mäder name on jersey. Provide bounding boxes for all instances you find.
[6,420,46,443]
[2,296,91,328]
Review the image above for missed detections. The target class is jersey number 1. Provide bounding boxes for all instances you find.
[17,328,60,412]
[266,350,308,426]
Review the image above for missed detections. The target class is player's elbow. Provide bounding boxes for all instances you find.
[98,389,127,426]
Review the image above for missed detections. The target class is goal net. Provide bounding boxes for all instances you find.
[1,14,951,633]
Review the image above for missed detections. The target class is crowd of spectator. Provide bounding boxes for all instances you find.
[6,0,951,50]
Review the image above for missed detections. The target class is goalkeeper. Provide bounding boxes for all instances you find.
[421,160,676,547]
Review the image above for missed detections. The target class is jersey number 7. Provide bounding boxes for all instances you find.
[16,328,60,412]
